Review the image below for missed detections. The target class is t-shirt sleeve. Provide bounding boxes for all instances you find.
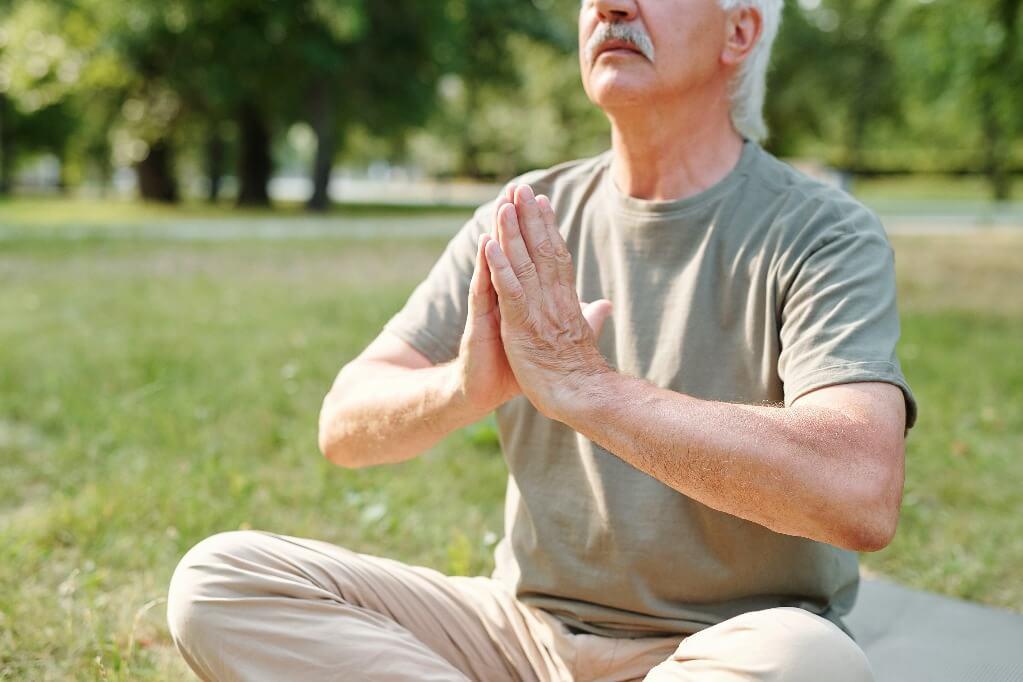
[777,205,918,431]
[381,201,494,365]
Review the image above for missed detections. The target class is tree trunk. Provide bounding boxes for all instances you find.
[980,95,1011,202]
[307,84,338,212]
[457,80,484,179]
[979,0,1021,201]
[58,152,71,194]
[0,94,10,195]
[845,0,896,169]
[136,140,178,203]
[89,139,113,199]
[205,126,226,203]
[236,103,272,207]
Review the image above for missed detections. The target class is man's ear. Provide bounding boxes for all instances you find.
[722,7,763,67]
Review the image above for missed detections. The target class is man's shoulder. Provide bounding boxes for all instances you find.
[503,152,613,200]
[748,145,886,246]
[464,153,610,231]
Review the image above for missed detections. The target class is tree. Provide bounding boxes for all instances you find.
[437,0,573,179]
[5,0,1018,203]
[296,0,450,211]
[0,0,88,193]
[893,0,1022,197]
[765,0,903,166]
[977,0,1021,200]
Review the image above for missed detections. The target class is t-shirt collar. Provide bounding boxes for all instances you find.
[603,138,758,219]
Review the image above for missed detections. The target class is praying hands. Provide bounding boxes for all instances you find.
[459,184,614,422]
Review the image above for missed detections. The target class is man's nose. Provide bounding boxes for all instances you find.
[592,0,638,22]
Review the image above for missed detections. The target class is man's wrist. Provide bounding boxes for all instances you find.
[443,357,494,424]
[552,363,618,427]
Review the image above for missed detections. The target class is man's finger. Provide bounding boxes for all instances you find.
[484,238,529,327]
[470,233,497,321]
[535,193,576,296]
[496,202,541,297]
[581,299,613,339]
[513,185,559,294]
[493,185,516,232]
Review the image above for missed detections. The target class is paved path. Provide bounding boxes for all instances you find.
[1,212,1020,242]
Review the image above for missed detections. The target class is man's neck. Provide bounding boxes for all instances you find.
[606,93,745,202]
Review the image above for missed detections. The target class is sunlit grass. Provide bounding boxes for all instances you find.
[0,195,472,228]
[852,173,1021,203]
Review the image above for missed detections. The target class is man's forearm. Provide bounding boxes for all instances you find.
[557,370,903,552]
[318,360,487,468]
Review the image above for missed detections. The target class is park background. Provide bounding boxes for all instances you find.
[1,0,1021,679]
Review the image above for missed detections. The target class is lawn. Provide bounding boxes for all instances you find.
[0,196,475,228]
[0,218,1020,679]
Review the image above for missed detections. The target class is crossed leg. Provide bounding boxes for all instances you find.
[547,606,873,682]
[637,607,875,681]
[167,531,874,682]
[166,530,567,681]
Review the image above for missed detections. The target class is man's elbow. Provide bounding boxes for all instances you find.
[841,471,903,553]
[843,510,899,553]
[317,426,345,467]
[319,429,368,469]
[317,394,359,468]
[832,425,906,552]
[317,423,346,467]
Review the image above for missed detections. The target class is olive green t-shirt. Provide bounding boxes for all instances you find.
[383,139,918,638]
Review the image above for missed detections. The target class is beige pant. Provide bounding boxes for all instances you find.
[167,531,874,681]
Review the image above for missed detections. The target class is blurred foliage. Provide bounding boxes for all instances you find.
[0,0,1021,203]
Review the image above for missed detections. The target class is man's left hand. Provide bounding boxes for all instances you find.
[482,184,613,421]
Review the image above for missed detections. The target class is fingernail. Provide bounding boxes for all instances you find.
[518,185,535,203]
[485,238,505,263]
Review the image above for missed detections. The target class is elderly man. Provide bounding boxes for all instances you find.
[168,0,917,680]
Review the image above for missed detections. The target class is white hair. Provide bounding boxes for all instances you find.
[718,0,783,143]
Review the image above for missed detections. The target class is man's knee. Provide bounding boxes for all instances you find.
[653,607,873,682]
[166,530,272,647]
[719,607,873,682]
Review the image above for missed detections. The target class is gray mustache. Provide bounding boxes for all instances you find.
[583,21,656,65]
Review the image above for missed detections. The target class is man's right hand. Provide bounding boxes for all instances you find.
[453,189,613,415]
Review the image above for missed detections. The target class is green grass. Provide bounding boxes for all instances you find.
[0,223,1020,679]
[851,174,1019,202]
[0,195,472,229]
[864,232,1023,605]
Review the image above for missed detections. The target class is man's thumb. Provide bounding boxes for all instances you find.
[581,299,613,338]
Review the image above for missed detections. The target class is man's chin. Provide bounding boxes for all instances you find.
[586,76,656,110]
